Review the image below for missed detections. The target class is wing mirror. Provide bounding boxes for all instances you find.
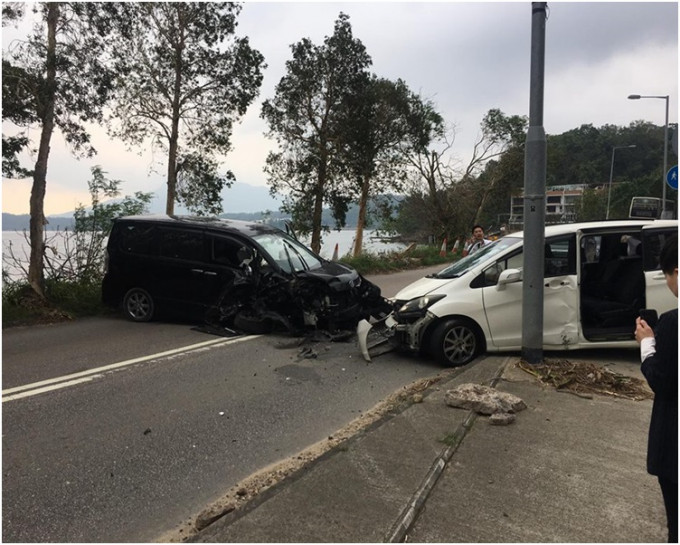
[496,268,522,290]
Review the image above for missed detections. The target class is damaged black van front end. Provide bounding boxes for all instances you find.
[103,215,391,335]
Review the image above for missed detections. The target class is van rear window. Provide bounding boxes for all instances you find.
[119,224,156,255]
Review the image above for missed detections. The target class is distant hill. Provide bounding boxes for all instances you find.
[145,181,283,214]
[3,194,403,232]
[3,213,76,231]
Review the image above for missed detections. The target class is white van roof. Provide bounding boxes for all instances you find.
[507,219,677,239]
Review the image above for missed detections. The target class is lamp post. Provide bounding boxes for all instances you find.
[606,144,636,219]
[628,94,670,216]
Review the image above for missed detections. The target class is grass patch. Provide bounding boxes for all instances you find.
[340,245,458,275]
[2,278,109,328]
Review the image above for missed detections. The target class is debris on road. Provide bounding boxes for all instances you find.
[444,383,527,425]
[516,358,653,401]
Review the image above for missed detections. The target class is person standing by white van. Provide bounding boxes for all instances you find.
[465,224,492,255]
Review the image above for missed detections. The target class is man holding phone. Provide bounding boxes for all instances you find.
[635,234,678,543]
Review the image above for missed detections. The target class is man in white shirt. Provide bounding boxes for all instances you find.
[466,224,492,255]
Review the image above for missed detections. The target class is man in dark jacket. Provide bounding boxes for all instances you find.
[635,234,678,543]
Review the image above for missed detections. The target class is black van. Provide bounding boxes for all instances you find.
[102,215,389,332]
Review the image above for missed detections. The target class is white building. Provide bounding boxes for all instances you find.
[509,184,586,229]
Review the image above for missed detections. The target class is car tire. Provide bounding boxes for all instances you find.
[233,311,272,334]
[429,318,481,367]
[123,288,155,322]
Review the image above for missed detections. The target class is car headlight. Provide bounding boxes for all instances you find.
[397,294,446,319]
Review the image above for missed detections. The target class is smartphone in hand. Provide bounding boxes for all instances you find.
[639,309,659,328]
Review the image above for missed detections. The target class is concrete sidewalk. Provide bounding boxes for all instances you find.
[191,354,667,543]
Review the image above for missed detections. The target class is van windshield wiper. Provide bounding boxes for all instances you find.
[282,243,296,273]
[283,241,309,272]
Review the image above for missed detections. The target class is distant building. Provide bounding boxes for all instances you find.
[508,184,586,229]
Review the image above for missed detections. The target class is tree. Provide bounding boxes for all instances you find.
[99,2,265,215]
[2,3,115,298]
[465,109,528,226]
[395,108,527,244]
[261,13,371,253]
[397,96,458,242]
[340,76,414,256]
[2,58,35,178]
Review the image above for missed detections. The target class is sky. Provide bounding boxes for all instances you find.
[2,1,678,216]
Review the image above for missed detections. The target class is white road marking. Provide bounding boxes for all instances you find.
[2,335,259,403]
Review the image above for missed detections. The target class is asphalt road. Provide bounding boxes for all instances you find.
[2,264,446,542]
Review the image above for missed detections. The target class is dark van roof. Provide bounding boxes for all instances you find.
[115,214,283,238]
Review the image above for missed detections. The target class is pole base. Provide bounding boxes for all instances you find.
[521,347,543,364]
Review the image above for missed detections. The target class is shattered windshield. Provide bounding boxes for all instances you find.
[253,232,324,273]
[429,237,522,279]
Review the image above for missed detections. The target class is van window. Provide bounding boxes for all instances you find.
[159,229,204,261]
[544,235,576,276]
[582,236,601,263]
[210,236,244,268]
[480,251,523,286]
[119,224,156,255]
[642,229,677,271]
[476,234,576,287]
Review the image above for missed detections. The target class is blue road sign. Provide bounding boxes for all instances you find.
[667,165,678,190]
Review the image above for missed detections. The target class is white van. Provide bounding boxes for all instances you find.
[359,220,677,366]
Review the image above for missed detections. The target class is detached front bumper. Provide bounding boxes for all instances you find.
[357,311,437,362]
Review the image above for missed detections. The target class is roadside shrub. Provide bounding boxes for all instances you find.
[340,244,456,275]
[2,275,108,328]
[44,279,107,317]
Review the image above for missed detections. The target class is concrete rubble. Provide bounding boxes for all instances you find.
[444,382,527,424]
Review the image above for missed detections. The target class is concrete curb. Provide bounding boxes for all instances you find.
[384,356,511,543]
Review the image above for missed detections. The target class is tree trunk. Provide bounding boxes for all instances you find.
[310,176,324,254]
[353,176,370,257]
[472,174,500,226]
[28,3,59,299]
[166,21,184,216]
[310,148,327,254]
[166,134,178,216]
[422,154,448,237]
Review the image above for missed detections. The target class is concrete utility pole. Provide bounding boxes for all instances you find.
[521,2,548,364]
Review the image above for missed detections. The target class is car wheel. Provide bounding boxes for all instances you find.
[123,288,154,322]
[233,311,272,334]
[429,319,481,367]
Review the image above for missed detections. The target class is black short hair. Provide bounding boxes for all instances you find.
[659,234,678,275]
[472,224,484,233]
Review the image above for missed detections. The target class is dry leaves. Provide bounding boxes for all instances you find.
[517,358,653,401]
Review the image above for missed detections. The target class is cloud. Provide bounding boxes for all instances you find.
[545,42,678,135]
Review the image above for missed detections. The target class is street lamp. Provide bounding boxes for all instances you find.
[628,94,670,217]
[606,144,636,219]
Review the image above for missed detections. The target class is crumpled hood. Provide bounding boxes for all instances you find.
[297,261,360,291]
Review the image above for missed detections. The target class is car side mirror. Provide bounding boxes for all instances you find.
[496,268,522,290]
